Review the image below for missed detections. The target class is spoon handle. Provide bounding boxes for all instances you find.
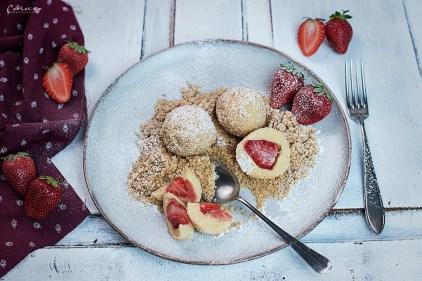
[237,197,332,274]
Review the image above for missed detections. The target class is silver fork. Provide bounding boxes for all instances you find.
[345,59,385,234]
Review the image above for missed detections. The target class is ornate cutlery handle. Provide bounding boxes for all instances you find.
[360,121,385,234]
[237,197,332,274]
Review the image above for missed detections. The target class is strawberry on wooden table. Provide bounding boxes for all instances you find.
[57,41,89,75]
[298,18,326,57]
[270,62,304,108]
[1,152,36,196]
[42,62,73,104]
[24,176,62,220]
[325,10,353,54]
[292,83,332,125]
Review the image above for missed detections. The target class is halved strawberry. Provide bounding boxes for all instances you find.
[298,18,325,57]
[42,63,73,104]
[244,140,280,170]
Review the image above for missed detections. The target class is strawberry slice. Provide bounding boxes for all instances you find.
[166,200,190,228]
[298,18,325,57]
[244,140,280,170]
[166,177,197,202]
[42,62,73,104]
[200,202,232,221]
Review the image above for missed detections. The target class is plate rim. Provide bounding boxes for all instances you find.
[83,39,352,265]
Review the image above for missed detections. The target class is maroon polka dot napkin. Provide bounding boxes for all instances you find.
[0,0,90,277]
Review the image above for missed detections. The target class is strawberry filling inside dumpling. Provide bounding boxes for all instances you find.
[151,169,202,203]
[244,140,281,170]
[200,203,232,221]
[166,200,190,228]
[236,128,290,179]
[166,177,197,203]
[187,202,233,235]
[163,193,194,240]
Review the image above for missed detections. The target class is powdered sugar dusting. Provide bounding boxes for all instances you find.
[163,105,216,156]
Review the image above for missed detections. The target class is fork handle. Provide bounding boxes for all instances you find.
[360,121,385,234]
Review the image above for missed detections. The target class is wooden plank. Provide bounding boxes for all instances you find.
[57,209,422,246]
[141,0,174,58]
[66,0,145,113]
[270,0,422,209]
[403,0,422,77]
[52,0,146,213]
[3,239,422,280]
[174,0,242,44]
[243,0,273,46]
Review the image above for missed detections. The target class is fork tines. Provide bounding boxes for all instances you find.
[345,59,368,112]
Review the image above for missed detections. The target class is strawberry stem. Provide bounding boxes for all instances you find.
[280,62,304,78]
[66,41,90,54]
[39,176,60,188]
[1,152,30,160]
[313,82,333,101]
[329,9,352,20]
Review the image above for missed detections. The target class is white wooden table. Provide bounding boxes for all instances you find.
[3,0,422,280]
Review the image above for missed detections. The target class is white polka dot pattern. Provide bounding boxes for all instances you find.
[33,222,42,229]
[11,219,17,229]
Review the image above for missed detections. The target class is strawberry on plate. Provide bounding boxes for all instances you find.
[325,10,353,54]
[1,152,36,196]
[292,83,332,125]
[270,62,304,108]
[57,41,89,75]
[24,176,62,220]
[298,18,325,57]
[42,62,73,104]
[244,140,280,170]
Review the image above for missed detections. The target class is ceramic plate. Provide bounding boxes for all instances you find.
[84,40,351,264]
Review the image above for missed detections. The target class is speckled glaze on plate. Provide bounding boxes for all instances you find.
[83,40,351,265]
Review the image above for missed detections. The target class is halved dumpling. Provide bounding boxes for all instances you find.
[163,193,194,240]
[187,202,233,235]
[152,169,202,203]
[236,127,290,179]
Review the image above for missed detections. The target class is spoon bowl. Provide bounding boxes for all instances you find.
[213,164,240,203]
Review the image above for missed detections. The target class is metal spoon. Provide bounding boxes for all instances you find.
[213,164,332,274]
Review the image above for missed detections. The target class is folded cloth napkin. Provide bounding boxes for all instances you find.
[0,0,89,277]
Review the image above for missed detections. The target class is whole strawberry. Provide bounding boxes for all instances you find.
[270,62,304,109]
[57,41,89,75]
[2,152,36,196]
[325,10,353,54]
[292,83,332,125]
[24,176,61,220]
